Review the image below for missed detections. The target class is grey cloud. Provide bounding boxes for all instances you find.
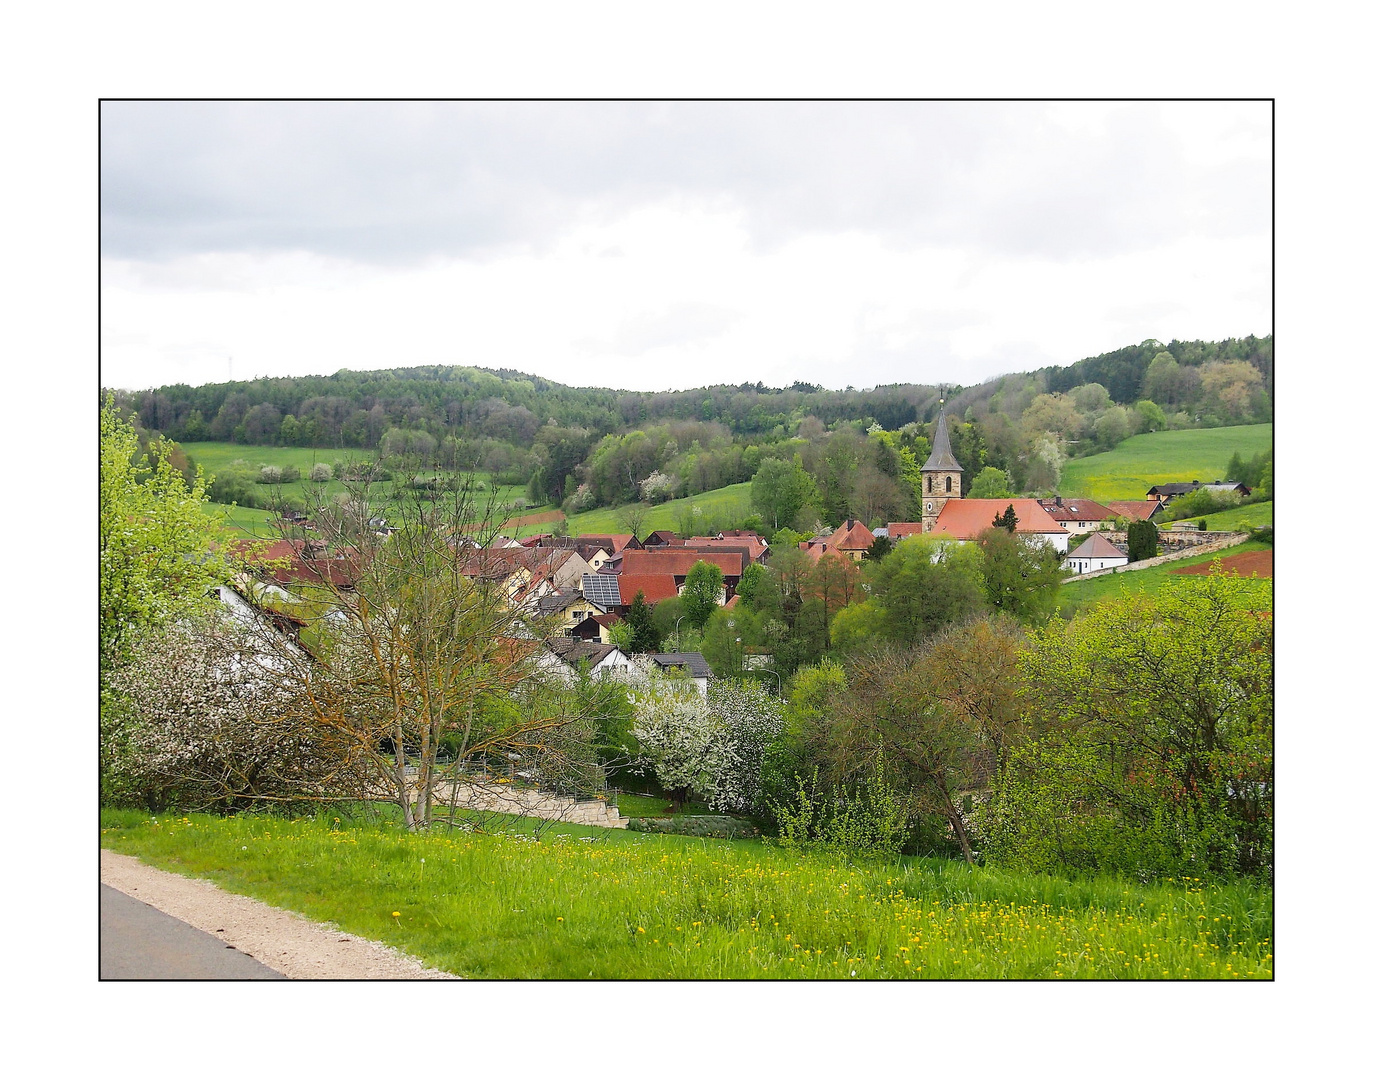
[101,100,1270,265]
[576,302,743,357]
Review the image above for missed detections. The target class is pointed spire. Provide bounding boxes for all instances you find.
[921,403,963,473]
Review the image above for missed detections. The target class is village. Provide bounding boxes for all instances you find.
[227,405,1259,709]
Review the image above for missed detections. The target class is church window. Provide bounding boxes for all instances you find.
[945,476,952,493]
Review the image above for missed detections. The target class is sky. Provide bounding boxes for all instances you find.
[100,100,1272,395]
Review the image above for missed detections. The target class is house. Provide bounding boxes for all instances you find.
[801,518,876,562]
[1107,500,1164,523]
[886,522,923,541]
[643,530,680,547]
[580,572,680,611]
[1062,532,1128,575]
[636,652,715,695]
[568,612,623,643]
[544,638,634,680]
[534,589,609,635]
[1037,496,1114,533]
[520,534,625,572]
[683,535,769,564]
[618,549,745,597]
[236,538,361,590]
[1146,480,1252,503]
[461,546,593,611]
[615,574,685,608]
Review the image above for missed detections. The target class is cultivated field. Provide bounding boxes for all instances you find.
[1059,424,1273,503]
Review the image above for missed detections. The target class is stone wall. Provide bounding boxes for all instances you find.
[435,781,627,828]
[1071,532,1250,582]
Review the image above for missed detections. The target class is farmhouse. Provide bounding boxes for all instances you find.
[1146,480,1252,503]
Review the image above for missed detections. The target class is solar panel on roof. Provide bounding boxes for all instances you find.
[581,573,622,608]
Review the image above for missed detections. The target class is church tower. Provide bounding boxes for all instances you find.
[920,402,963,534]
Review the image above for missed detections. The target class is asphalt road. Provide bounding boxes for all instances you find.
[100,884,287,980]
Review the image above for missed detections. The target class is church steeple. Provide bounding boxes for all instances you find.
[920,398,963,533]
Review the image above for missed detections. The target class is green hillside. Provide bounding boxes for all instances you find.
[563,483,755,537]
[1060,424,1272,503]
[184,441,540,537]
[1057,539,1272,616]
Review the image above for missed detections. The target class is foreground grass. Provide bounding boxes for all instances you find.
[100,809,1271,980]
[1060,424,1273,503]
[1058,540,1273,616]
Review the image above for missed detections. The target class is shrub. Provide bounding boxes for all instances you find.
[626,815,759,839]
[257,464,299,484]
[563,483,597,514]
[309,463,333,483]
[105,615,363,813]
[770,766,908,861]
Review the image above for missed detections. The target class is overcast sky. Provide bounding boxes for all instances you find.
[100,100,1271,394]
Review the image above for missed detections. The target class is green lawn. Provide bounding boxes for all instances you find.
[1057,539,1273,617]
[100,808,1272,980]
[1060,424,1273,503]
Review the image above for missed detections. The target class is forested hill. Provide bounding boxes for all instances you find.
[113,334,1271,453]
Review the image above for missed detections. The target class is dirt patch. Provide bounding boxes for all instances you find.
[1170,549,1272,577]
[100,849,457,979]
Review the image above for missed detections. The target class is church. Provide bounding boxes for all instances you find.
[914,406,1071,552]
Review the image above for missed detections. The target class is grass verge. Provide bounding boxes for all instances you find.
[100,808,1272,980]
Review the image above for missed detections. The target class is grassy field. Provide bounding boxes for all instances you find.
[564,482,755,536]
[1057,539,1273,616]
[99,808,1271,980]
[1163,499,1273,532]
[1060,424,1273,503]
[183,441,544,538]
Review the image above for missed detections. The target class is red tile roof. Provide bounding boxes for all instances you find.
[619,549,744,578]
[615,574,681,605]
[1037,498,1113,524]
[234,538,360,588]
[927,499,1068,539]
[683,537,766,562]
[829,519,876,551]
[1107,501,1161,522]
[886,522,922,540]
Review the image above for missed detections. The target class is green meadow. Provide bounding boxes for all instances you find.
[183,441,539,538]
[1057,539,1273,615]
[1060,424,1273,503]
[563,482,755,536]
[100,809,1272,980]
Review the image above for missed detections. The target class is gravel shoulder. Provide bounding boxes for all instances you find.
[100,849,457,979]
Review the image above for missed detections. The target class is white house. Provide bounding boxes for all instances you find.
[1062,532,1129,575]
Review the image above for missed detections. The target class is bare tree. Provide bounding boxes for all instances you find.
[243,466,604,829]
